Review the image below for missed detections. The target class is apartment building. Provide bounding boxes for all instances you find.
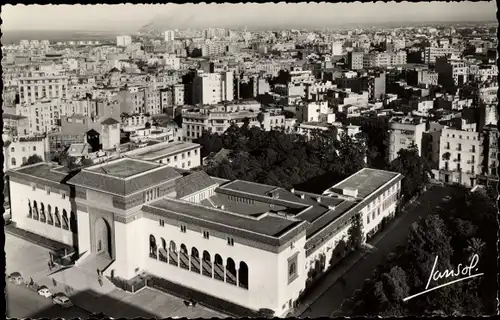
[116,35,132,47]
[388,117,426,162]
[296,101,330,123]
[124,141,202,170]
[17,98,65,134]
[192,72,234,105]
[182,101,261,140]
[7,160,402,317]
[347,51,364,70]
[3,113,30,136]
[438,127,483,187]
[436,56,469,89]
[423,46,460,64]
[18,70,69,104]
[3,135,49,172]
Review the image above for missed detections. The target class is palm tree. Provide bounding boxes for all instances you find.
[465,237,485,261]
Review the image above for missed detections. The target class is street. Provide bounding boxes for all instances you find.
[6,281,91,318]
[300,185,455,318]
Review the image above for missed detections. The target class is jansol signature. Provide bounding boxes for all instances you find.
[403,254,483,302]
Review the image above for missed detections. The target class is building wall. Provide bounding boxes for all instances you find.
[155,147,201,169]
[4,137,48,171]
[9,178,75,246]
[389,122,426,162]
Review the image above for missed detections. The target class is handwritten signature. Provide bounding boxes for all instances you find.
[403,254,483,302]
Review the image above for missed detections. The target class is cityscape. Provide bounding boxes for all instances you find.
[2,2,498,318]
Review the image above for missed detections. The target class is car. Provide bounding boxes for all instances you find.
[52,293,73,308]
[443,196,451,202]
[37,285,52,298]
[8,272,23,285]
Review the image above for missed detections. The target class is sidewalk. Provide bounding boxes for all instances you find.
[293,198,419,317]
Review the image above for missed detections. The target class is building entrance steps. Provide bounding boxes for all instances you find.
[47,254,116,296]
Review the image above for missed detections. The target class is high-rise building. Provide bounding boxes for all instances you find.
[347,52,364,70]
[164,30,175,42]
[192,72,234,105]
[116,35,132,47]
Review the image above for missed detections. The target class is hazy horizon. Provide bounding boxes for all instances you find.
[2,2,497,32]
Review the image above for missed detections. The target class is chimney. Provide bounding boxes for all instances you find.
[220,205,225,210]
[316,197,322,203]
[300,194,305,199]
[328,205,336,210]
[290,188,295,193]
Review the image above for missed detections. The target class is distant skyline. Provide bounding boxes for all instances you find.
[1,2,497,32]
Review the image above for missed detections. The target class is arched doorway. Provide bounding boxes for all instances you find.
[95,218,112,257]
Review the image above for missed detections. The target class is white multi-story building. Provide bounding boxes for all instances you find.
[164,30,175,42]
[3,135,49,172]
[192,72,234,105]
[438,127,483,187]
[424,47,460,64]
[116,36,132,47]
[389,117,426,162]
[182,101,261,140]
[296,101,330,123]
[7,159,402,317]
[124,141,202,170]
[17,98,65,134]
[18,70,69,104]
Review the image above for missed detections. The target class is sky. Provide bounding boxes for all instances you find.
[1,2,497,32]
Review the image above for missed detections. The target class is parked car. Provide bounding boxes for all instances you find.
[37,285,52,298]
[443,196,451,202]
[52,293,73,308]
[8,272,23,285]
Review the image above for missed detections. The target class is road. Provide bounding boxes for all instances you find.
[6,281,91,318]
[300,185,455,318]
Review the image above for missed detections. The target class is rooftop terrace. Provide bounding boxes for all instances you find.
[87,158,160,179]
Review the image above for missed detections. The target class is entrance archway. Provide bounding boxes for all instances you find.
[95,218,112,257]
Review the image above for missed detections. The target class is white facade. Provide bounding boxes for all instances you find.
[193,72,234,105]
[389,118,426,162]
[18,71,68,105]
[3,136,49,172]
[116,36,132,47]
[164,30,175,42]
[8,160,402,318]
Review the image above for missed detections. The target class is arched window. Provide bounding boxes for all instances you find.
[11,157,16,166]
[47,205,53,225]
[239,261,249,289]
[39,203,46,223]
[202,250,212,277]
[62,209,69,230]
[159,238,168,262]
[22,157,27,164]
[27,200,32,218]
[214,254,224,281]
[149,235,157,259]
[169,241,178,266]
[54,207,61,227]
[11,147,15,152]
[33,201,39,220]
[226,258,237,285]
[190,247,200,273]
[70,211,77,233]
[179,244,189,269]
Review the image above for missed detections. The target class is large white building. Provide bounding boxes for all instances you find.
[182,101,261,140]
[116,36,132,47]
[7,161,402,317]
[164,30,175,42]
[18,70,68,105]
[192,72,234,105]
[3,135,49,172]
[389,117,426,162]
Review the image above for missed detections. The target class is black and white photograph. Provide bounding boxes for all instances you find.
[1,1,498,318]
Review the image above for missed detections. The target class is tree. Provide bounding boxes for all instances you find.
[347,213,364,251]
[389,142,431,201]
[21,154,43,166]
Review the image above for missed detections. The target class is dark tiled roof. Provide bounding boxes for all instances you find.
[68,166,181,196]
[101,118,120,125]
[176,171,216,199]
[143,198,308,244]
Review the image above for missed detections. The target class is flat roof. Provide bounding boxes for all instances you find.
[329,168,400,198]
[133,142,200,161]
[10,163,68,184]
[88,158,160,178]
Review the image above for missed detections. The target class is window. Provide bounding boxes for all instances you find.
[46,187,51,195]
[290,240,295,249]
[367,215,370,224]
[22,147,26,152]
[227,237,234,246]
[11,147,15,152]
[288,253,299,284]
[31,183,36,191]
[33,146,36,151]
[11,158,16,166]
[194,149,198,155]
[61,192,66,199]
[159,219,165,227]
[203,230,210,239]
[180,225,187,233]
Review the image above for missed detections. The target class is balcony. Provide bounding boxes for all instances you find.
[467,160,475,164]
